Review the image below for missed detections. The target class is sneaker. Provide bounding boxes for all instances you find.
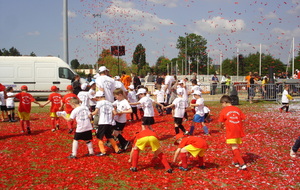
[166,169,173,173]
[27,127,31,134]
[233,163,240,168]
[239,164,247,170]
[51,129,56,132]
[68,129,73,134]
[279,108,283,113]
[130,167,137,172]
[290,148,297,158]
[178,166,189,171]
[184,131,190,135]
[84,153,95,157]
[96,153,107,156]
[67,155,77,159]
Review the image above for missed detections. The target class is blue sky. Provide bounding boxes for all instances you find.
[0,0,299,68]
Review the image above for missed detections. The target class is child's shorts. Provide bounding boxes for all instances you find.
[184,144,206,157]
[18,112,30,121]
[6,106,15,111]
[142,117,155,125]
[136,136,160,151]
[113,121,126,131]
[174,117,183,125]
[193,114,205,123]
[0,105,7,111]
[226,138,242,144]
[74,130,93,141]
[50,112,58,118]
[96,125,113,140]
[131,106,137,114]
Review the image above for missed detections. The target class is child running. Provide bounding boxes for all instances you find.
[218,95,247,170]
[279,85,293,113]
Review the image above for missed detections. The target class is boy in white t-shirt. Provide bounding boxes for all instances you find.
[153,84,166,116]
[127,85,139,121]
[165,88,188,135]
[92,91,121,156]
[189,90,209,135]
[61,98,94,159]
[113,88,133,151]
[6,87,16,122]
[77,83,92,108]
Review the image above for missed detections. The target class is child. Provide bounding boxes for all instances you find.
[61,98,94,159]
[165,88,188,135]
[14,85,41,134]
[131,88,164,131]
[128,129,173,173]
[290,136,300,158]
[41,86,62,132]
[279,85,293,113]
[6,87,16,122]
[127,85,139,121]
[0,87,8,122]
[218,95,247,170]
[60,85,78,134]
[189,90,209,135]
[92,91,121,156]
[173,133,208,171]
[153,84,165,116]
[88,81,97,112]
[204,106,212,123]
[112,88,133,151]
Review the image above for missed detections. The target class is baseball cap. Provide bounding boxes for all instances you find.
[178,80,184,84]
[89,81,95,86]
[95,91,105,97]
[67,85,73,90]
[51,86,58,92]
[81,83,88,91]
[21,85,28,90]
[176,88,184,95]
[192,90,202,96]
[98,66,109,73]
[128,85,134,90]
[114,76,121,80]
[174,133,184,145]
[136,88,147,95]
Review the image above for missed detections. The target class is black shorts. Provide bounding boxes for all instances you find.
[90,105,96,112]
[113,121,126,131]
[6,106,15,111]
[131,106,137,114]
[142,117,155,125]
[96,125,113,140]
[0,106,7,111]
[74,130,93,141]
[174,117,183,125]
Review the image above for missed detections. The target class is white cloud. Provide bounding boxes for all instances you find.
[68,10,77,18]
[287,0,300,15]
[103,0,175,31]
[27,31,40,36]
[147,0,178,8]
[264,12,277,19]
[190,16,246,35]
[271,27,300,40]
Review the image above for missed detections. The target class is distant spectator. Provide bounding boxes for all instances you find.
[72,75,81,95]
[132,73,141,89]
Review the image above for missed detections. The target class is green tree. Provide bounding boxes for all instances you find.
[0,47,21,56]
[71,59,80,69]
[132,44,146,76]
[287,50,300,75]
[176,33,208,75]
[30,52,36,56]
[153,56,170,75]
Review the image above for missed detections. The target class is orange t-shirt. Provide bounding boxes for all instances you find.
[48,92,62,113]
[178,136,208,149]
[62,93,78,114]
[245,75,251,87]
[15,92,36,113]
[121,75,132,89]
[218,105,246,139]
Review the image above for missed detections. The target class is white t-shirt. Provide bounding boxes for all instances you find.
[70,105,93,133]
[77,91,92,108]
[177,86,188,101]
[113,99,131,123]
[115,81,127,92]
[172,97,187,118]
[96,100,114,125]
[127,90,137,107]
[138,96,155,117]
[204,106,210,114]
[95,75,116,103]
[281,89,289,103]
[88,89,96,106]
[6,92,15,108]
[164,75,175,94]
[0,91,6,106]
[153,89,165,103]
[195,98,205,116]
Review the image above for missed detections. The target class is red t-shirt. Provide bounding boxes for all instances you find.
[48,92,62,112]
[134,129,158,144]
[0,84,5,91]
[15,92,36,113]
[62,93,78,114]
[178,136,208,149]
[218,105,246,139]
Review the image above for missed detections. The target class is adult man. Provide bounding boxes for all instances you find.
[95,66,116,103]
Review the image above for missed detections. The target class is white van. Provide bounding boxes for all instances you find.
[0,56,85,97]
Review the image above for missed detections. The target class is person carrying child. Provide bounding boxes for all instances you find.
[128,129,173,173]
[173,133,208,171]
[14,85,41,134]
[218,95,247,170]
[61,97,94,159]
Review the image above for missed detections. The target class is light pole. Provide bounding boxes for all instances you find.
[93,13,101,71]
[185,33,188,76]
[63,0,69,64]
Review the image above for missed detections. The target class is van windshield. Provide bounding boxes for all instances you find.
[59,67,75,80]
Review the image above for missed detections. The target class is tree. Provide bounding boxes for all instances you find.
[30,52,36,56]
[70,59,80,69]
[287,49,300,75]
[132,44,146,76]
[8,47,21,56]
[176,33,208,74]
[153,56,170,75]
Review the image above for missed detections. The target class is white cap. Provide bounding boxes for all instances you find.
[192,90,202,96]
[136,88,147,95]
[128,85,134,89]
[81,83,88,91]
[114,76,121,80]
[176,88,184,95]
[178,80,184,84]
[98,66,109,72]
[89,81,95,86]
[95,91,105,97]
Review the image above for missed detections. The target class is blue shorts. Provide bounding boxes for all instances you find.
[193,114,205,123]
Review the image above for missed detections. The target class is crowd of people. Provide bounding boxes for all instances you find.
[0,66,299,173]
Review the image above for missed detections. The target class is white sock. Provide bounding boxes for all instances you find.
[72,140,79,156]
[87,141,94,155]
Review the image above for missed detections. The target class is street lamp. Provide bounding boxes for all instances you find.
[93,13,101,72]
